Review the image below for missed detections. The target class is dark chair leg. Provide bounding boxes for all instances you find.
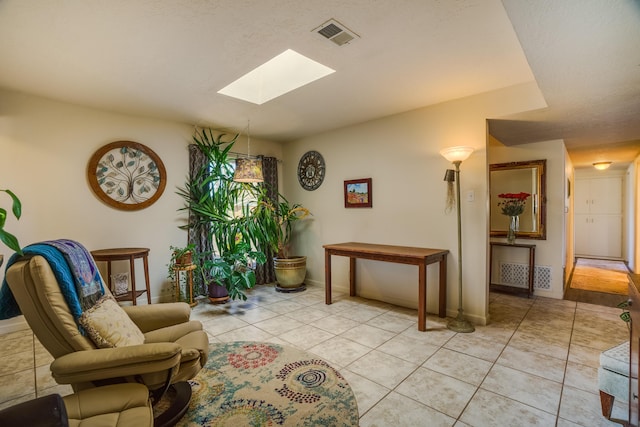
[153,382,192,427]
[599,389,630,426]
[600,390,614,419]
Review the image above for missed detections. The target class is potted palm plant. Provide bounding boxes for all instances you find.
[1,189,23,267]
[273,196,310,291]
[176,128,278,301]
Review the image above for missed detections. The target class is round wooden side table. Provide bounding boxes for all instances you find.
[91,247,151,305]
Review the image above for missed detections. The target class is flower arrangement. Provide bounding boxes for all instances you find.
[498,192,531,216]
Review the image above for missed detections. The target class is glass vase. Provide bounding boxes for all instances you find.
[507,215,519,244]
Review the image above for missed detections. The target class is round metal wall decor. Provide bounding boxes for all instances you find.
[297,150,325,191]
[87,141,166,211]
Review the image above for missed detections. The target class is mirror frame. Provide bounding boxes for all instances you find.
[489,159,546,240]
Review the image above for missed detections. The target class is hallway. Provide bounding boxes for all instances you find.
[564,258,630,308]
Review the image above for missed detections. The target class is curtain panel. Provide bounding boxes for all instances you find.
[256,156,278,285]
[187,144,213,295]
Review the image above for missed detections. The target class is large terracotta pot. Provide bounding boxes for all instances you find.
[274,256,307,291]
[207,281,229,304]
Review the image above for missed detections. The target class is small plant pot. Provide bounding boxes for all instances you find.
[174,250,193,266]
[208,281,229,304]
[274,256,307,292]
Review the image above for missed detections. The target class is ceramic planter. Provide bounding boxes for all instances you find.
[274,256,307,291]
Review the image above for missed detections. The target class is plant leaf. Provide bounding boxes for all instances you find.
[0,229,23,255]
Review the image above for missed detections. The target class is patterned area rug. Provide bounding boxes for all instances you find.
[570,258,629,295]
[177,341,358,426]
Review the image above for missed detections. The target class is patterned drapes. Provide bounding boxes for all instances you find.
[188,144,213,295]
[256,156,278,285]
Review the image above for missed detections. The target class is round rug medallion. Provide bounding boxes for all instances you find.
[178,342,358,426]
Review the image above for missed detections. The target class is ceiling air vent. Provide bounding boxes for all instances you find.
[315,19,359,46]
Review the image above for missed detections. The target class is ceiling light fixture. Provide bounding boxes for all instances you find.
[233,120,263,183]
[593,161,612,170]
[218,49,335,105]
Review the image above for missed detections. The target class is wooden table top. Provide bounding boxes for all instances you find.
[91,248,150,259]
[323,242,448,259]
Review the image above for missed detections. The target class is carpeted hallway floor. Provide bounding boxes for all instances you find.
[565,258,630,307]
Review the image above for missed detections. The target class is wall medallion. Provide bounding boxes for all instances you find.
[298,150,325,191]
[87,141,166,210]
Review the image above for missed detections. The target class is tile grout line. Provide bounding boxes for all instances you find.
[452,294,538,425]
[554,299,577,427]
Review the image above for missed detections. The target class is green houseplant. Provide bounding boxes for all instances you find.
[272,196,311,291]
[1,189,23,266]
[167,244,196,281]
[274,196,310,259]
[177,129,279,301]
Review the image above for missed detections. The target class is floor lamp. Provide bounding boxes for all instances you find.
[440,146,475,333]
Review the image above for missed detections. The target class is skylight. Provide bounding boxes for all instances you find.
[217,49,335,105]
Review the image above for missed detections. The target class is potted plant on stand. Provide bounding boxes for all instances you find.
[167,244,196,304]
[199,242,266,302]
[177,128,278,302]
[273,196,311,292]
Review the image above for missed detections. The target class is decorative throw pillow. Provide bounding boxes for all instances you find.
[79,295,145,348]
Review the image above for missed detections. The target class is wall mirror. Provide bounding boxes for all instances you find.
[490,159,546,240]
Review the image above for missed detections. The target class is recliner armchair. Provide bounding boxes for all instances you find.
[0,383,153,427]
[5,254,209,426]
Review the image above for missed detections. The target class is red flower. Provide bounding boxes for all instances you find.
[498,192,530,201]
[497,192,531,216]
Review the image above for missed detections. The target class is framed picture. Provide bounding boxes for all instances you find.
[87,141,167,211]
[344,178,372,208]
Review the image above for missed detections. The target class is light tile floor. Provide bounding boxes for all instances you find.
[0,284,630,426]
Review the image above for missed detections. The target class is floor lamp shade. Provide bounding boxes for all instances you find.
[439,146,474,163]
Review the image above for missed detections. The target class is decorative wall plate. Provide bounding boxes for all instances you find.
[298,150,325,191]
[87,141,166,210]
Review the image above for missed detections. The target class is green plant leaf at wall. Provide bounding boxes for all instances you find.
[0,189,23,255]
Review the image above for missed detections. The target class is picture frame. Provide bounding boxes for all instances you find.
[344,178,372,208]
[87,141,167,211]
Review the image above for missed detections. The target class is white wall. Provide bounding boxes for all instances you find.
[0,82,544,330]
[488,139,567,300]
[565,148,575,290]
[0,89,282,332]
[625,160,638,272]
[282,82,546,325]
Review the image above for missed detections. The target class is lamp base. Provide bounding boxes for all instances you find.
[447,310,475,333]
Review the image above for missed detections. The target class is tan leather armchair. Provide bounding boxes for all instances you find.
[5,255,209,426]
[0,383,153,427]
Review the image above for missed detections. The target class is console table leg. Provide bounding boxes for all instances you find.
[349,257,356,297]
[439,256,446,318]
[325,250,332,304]
[419,263,426,331]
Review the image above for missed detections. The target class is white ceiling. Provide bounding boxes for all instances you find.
[0,0,638,168]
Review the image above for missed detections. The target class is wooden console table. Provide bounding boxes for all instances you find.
[323,242,448,331]
[91,248,151,305]
[489,242,536,298]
